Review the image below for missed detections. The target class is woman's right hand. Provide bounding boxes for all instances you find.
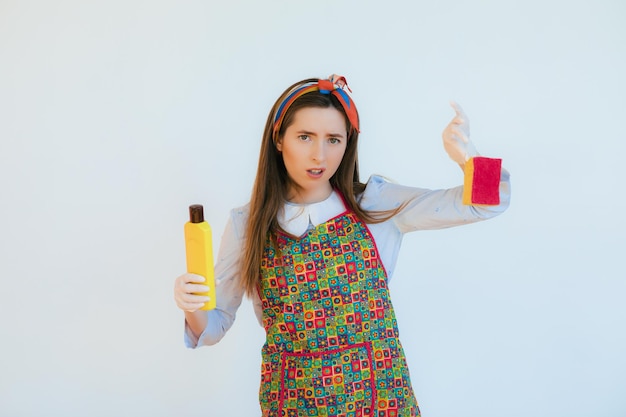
[174,273,211,312]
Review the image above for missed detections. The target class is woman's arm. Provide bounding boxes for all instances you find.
[174,208,248,348]
[360,102,510,232]
[361,171,510,233]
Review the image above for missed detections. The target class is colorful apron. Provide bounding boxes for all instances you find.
[259,207,420,417]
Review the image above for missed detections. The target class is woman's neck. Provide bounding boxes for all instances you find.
[286,183,333,204]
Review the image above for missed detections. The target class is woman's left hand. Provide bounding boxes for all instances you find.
[442,101,479,167]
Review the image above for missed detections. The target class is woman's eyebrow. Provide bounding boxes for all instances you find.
[295,130,316,136]
[295,130,345,138]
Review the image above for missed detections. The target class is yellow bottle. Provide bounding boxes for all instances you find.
[184,204,216,311]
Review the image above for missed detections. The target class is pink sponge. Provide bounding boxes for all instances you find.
[463,157,502,205]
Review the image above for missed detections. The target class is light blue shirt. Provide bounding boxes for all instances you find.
[185,170,511,348]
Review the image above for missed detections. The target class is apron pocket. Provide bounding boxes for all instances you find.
[278,342,375,416]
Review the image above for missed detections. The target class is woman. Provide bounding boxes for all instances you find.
[174,74,511,416]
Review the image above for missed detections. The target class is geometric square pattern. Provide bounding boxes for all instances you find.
[279,343,373,416]
[259,211,420,417]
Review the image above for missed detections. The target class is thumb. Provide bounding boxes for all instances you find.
[450,100,464,116]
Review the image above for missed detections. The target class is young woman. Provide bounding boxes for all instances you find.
[174,74,511,417]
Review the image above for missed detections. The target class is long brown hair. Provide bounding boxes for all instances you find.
[241,77,401,297]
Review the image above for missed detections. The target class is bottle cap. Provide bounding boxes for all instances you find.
[189,205,204,223]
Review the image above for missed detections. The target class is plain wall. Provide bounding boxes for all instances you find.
[1,0,624,416]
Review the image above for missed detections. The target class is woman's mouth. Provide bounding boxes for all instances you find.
[307,168,325,178]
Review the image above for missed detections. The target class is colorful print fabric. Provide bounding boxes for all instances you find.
[259,210,420,417]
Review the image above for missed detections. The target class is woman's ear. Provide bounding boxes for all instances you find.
[275,137,283,152]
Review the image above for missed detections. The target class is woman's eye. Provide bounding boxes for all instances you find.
[298,135,309,141]
[329,137,341,144]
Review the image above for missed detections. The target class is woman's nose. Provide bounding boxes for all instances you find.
[311,141,326,162]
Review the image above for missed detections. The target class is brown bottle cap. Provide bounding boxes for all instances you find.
[189,205,204,223]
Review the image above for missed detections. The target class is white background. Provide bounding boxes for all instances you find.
[1,1,625,416]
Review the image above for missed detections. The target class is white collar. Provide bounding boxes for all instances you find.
[278,191,346,237]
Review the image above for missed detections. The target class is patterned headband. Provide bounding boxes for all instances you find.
[272,74,360,139]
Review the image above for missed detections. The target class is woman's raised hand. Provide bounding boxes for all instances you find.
[174,273,210,312]
[442,101,479,166]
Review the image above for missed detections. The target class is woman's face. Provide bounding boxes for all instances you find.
[277,106,347,204]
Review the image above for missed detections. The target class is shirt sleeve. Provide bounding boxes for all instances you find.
[361,168,511,233]
[184,206,248,348]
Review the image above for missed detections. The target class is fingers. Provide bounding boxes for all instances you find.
[174,273,211,312]
[447,101,470,141]
[183,273,205,284]
[450,100,468,120]
[443,101,478,165]
[450,126,470,143]
[450,100,464,115]
[450,101,469,125]
[443,124,469,143]
[175,274,208,295]
[175,291,210,312]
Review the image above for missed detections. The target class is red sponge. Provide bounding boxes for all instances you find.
[463,157,502,205]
